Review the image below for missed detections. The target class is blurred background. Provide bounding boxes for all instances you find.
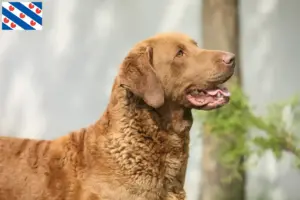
[1,0,300,200]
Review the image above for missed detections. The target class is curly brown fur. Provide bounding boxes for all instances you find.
[0,32,235,200]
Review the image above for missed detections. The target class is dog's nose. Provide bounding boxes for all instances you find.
[222,53,235,67]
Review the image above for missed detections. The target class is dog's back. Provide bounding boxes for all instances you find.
[0,136,71,200]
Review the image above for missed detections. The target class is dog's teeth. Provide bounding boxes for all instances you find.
[217,93,222,98]
[191,90,199,95]
[191,90,203,95]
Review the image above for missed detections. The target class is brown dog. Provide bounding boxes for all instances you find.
[0,32,235,200]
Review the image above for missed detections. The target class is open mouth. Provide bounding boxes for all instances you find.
[186,85,230,110]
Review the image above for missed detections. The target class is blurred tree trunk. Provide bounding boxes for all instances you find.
[199,1,245,200]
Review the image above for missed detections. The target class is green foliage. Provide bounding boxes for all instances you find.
[197,82,251,135]
[196,81,300,177]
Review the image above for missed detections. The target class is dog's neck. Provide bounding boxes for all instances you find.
[103,80,193,135]
[89,80,193,189]
[156,102,193,134]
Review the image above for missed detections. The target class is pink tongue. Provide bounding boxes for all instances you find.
[206,88,230,97]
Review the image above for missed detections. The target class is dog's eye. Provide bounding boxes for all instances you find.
[176,49,184,57]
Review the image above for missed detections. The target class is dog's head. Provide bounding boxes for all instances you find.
[119,32,235,110]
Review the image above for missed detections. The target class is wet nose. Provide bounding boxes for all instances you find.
[222,53,235,67]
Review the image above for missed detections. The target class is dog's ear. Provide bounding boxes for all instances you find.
[119,46,164,108]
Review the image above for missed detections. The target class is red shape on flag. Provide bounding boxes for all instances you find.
[36,8,41,14]
[29,3,34,9]
[10,22,16,28]
[30,20,36,26]
[9,5,14,11]
[20,13,25,18]
[4,18,9,23]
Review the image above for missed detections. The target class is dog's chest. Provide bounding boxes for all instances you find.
[108,128,188,182]
[161,130,188,182]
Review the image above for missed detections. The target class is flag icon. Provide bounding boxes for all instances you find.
[2,2,42,31]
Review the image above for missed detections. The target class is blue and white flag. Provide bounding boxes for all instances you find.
[2,2,42,31]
